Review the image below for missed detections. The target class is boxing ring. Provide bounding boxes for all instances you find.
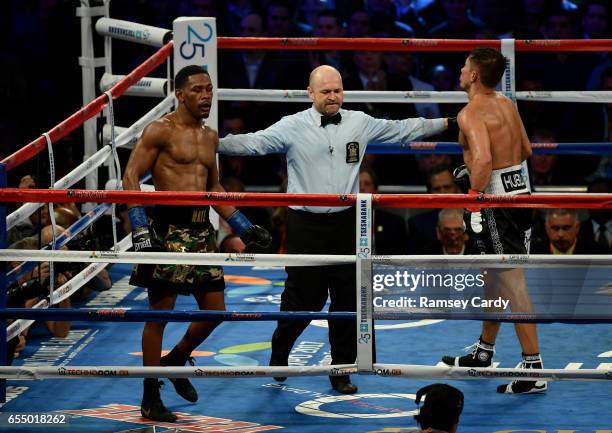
[1,6,612,433]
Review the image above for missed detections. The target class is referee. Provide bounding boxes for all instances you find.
[219,65,452,394]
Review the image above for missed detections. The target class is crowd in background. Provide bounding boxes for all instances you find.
[2,0,610,240]
[2,1,611,183]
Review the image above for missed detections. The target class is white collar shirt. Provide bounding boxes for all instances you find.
[219,106,445,212]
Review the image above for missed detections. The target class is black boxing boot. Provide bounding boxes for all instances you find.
[330,375,358,395]
[160,347,198,403]
[497,353,548,394]
[269,344,289,382]
[141,378,177,422]
[442,336,494,367]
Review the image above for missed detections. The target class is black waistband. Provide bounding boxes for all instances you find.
[153,206,210,224]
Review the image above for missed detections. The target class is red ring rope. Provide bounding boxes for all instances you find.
[1,189,611,209]
[217,37,612,52]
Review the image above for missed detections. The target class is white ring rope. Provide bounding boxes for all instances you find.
[0,250,354,267]
[0,364,607,382]
[0,364,357,380]
[1,250,611,267]
[103,90,121,248]
[216,88,612,104]
[43,132,57,298]
[94,85,612,104]
[372,364,610,382]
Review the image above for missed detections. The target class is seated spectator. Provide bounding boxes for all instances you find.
[421,208,477,255]
[429,64,464,120]
[407,164,460,252]
[19,174,36,189]
[264,0,306,37]
[359,167,409,254]
[428,0,485,78]
[8,224,73,364]
[581,0,609,39]
[8,202,50,245]
[414,383,464,433]
[529,128,559,187]
[585,67,612,180]
[384,51,441,120]
[578,178,612,253]
[531,208,608,254]
[307,9,345,72]
[345,9,371,38]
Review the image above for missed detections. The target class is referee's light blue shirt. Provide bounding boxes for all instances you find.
[219,106,446,213]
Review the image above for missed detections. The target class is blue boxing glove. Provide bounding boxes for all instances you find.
[128,206,164,252]
[227,210,272,253]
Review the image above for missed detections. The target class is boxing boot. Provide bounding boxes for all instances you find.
[160,347,198,402]
[442,337,494,367]
[497,353,548,394]
[141,378,177,423]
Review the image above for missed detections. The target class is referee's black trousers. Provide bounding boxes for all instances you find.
[271,208,357,366]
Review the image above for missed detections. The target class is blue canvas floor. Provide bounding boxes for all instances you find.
[2,263,611,432]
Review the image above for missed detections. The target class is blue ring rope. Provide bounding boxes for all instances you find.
[1,308,610,324]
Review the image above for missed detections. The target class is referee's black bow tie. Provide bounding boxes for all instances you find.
[321,112,342,127]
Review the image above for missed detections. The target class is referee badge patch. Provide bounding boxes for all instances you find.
[346,141,359,163]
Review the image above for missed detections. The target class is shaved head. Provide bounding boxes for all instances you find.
[41,224,66,245]
[308,65,344,115]
[309,65,342,87]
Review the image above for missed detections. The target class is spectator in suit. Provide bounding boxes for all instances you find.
[346,9,371,37]
[529,128,560,187]
[581,0,609,40]
[384,51,441,120]
[264,0,305,37]
[220,108,283,186]
[421,208,477,255]
[532,208,608,254]
[525,8,599,92]
[407,164,460,252]
[427,0,485,78]
[307,9,345,72]
[578,178,612,253]
[585,67,612,180]
[359,167,409,254]
[219,13,297,127]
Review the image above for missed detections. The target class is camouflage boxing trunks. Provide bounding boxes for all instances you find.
[129,205,225,294]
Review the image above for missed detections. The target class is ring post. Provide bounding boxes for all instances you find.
[173,17,218,131]
[356,193,374,372]
[0,162,7,402]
